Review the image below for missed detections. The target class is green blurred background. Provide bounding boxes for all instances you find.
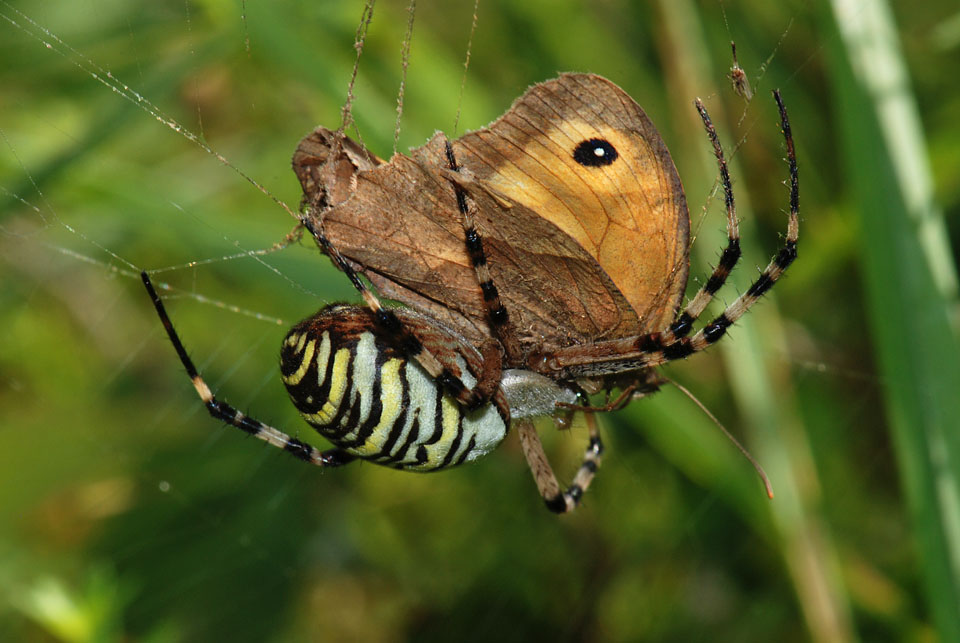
[2,0,959,640]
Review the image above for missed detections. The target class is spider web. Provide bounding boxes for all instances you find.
[0,1,906,640]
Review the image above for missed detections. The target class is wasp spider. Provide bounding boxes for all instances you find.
[144,83,797,513]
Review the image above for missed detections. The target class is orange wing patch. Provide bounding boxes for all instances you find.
[455,74,689,330]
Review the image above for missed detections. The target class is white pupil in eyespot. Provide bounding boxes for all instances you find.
[594,147,605,157]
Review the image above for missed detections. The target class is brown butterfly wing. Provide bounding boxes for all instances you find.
[452,73,690,332]
[294,129,489,342]
[292,74,688,362]
[296,131,638,357]
[293,127,384,211]
[295,131,486,341]
[413,134,643,346]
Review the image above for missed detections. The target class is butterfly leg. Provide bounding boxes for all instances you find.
[142,271,356,467]
[556,371,666,414]
[302,216,499,410]
[516,414,604,513]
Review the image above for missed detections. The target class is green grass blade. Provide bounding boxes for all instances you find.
[826,0,960,638]
[656,2,856,640]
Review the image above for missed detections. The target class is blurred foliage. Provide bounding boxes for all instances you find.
[1,0,958,641]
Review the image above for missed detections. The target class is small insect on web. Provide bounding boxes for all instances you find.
[728,41,754,100]
[145,75,798,514]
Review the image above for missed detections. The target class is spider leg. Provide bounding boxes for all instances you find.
[517,414,604,514]
[446,139,613,511]
[472,337,504,407]
[545,90,798,378]
[660,89,798,358]
[141,271,355,468]
[301,216,498,411]
[665,99,742,342]
[443,138,522,363]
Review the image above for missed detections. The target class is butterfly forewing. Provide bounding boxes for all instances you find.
[294,74,691,364]
[452,74,689,332]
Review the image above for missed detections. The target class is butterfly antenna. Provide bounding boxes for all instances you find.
[666,376,774,499]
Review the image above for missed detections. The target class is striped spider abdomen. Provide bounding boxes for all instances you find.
[280,305,509,471]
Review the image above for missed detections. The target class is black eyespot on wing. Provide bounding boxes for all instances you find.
[573,138,618,167]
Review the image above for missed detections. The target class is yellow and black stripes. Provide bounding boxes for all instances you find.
[281,306,508,471]
[142,272,506,473]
